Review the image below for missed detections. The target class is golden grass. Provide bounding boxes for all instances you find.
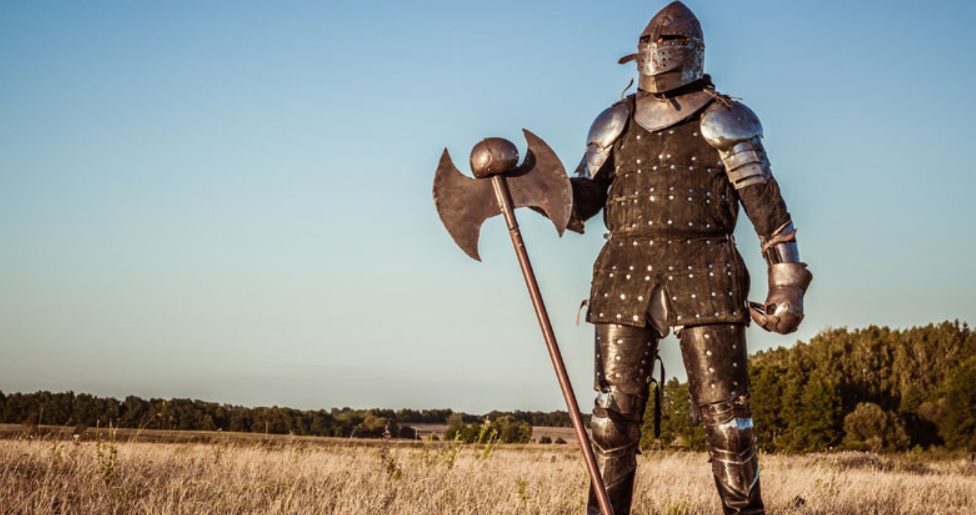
[1,435,974,514]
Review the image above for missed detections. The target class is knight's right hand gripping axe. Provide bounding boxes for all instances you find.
[432,130,614,515]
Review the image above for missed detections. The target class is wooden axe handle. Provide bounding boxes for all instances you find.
[490,174,614,515]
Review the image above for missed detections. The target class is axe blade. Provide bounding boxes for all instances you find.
[432,148,500,261]
[508,129,572,236]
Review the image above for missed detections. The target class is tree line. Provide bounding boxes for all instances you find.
[0,391,571,441]
[3,321,974,452]
[642,320,976,453]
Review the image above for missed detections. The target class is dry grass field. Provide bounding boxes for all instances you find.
[1,428,975,514]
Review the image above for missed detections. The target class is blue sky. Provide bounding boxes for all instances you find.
[2,0,975,414]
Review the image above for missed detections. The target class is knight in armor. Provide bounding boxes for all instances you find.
[568,3,812,514]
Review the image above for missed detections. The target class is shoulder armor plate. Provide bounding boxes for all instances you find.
[588,101,631,149]
[576,101,631,178]
[700,100,763,151]
[700,100,772,189]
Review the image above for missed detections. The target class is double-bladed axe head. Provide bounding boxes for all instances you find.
[433,129,571,261]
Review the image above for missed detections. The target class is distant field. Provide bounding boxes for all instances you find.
[407,423,576,443]
[1,425,975,514]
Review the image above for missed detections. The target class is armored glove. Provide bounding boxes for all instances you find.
[749,262,812,334]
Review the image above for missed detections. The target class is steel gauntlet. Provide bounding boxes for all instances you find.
[749,222,813,334]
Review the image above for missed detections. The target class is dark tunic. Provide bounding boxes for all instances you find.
[573,94,791,329]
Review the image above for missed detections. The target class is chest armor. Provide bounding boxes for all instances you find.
[586,111,751,329]
[606,112,738,237]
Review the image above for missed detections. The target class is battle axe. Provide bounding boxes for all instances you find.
[433,130,615,515]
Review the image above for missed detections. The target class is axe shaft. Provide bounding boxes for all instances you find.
[490,175,614,515]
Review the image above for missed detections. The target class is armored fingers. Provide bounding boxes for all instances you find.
[701,100,812,335]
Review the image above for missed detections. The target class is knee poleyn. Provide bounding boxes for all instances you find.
[591,387,645,456]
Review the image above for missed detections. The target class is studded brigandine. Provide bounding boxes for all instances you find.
[581,95,751,329]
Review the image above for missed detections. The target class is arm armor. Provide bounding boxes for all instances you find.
[574,101,630,179]
[700,100,772,190]
[568,101,631,231]
[751,222,813,334]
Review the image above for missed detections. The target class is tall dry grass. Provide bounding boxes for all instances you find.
[1,434,974,514]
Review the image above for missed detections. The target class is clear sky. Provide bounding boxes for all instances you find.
[2,0,974,414]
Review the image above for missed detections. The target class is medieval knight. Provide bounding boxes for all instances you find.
[569,2,812,514]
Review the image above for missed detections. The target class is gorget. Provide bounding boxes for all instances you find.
[634,89,713,132]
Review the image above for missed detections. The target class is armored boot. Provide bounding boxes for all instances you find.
[586,324,658,515]
[680,324,765,515]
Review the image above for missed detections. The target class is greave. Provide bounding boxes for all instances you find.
[587,323,658,515]
[702,397,765,514]
[680,324,765,515]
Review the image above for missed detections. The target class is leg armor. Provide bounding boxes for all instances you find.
[679,324,765,515]
[587,323,659,515]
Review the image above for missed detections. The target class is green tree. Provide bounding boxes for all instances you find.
[749,351,789,450]
[941,357,976,451]
[842,402,909,452]
[782,375,842,452]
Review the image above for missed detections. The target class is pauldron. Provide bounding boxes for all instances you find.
[574,101,631,179]
[700,100,772,189]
